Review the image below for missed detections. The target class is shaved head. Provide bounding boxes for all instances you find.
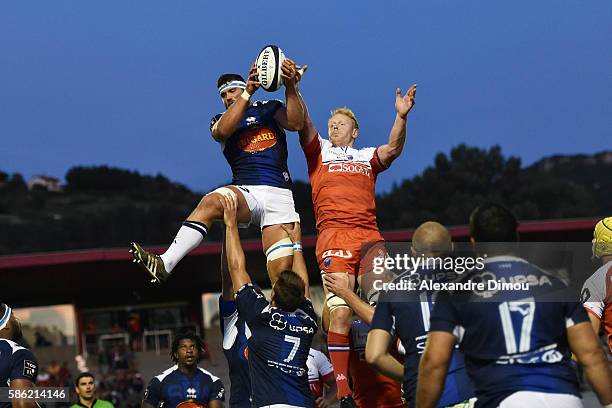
[412,221,452,256]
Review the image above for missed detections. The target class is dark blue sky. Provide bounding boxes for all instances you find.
[2,1,611,193]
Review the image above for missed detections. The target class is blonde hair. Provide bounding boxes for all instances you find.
[329,107,359,129]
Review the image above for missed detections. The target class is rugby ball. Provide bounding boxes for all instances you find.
[256,45,285,92]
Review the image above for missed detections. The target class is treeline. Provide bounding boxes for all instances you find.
[0,146,610,255]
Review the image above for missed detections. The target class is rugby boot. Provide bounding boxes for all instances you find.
[340,396,357,408]
[129,242,170,283]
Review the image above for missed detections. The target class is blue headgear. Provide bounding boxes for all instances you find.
[0,304,12,331]
[218,80,247,95]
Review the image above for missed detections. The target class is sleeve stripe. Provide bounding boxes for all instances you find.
[374,148,388,170]
[584,306,603,320]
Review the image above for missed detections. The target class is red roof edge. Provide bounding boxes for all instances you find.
[0,218,599,269]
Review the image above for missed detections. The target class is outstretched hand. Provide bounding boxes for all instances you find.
[246,63,261,95]
[395,84,417,119]
[219,193,238,227]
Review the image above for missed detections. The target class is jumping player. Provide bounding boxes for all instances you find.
[581,216,612,352]
[131,58,305,285]
[221,193,317,408]
[417,204,612,408]
[0,303,39,408]
[142,332,225,408]
[365,222,474,408]
[297,82,416,404]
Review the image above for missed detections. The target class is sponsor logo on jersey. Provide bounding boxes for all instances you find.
[186,387,197,399]
[289,324,315,334]
[269,313,287,330]
[580,287,591,303]
[23,360,36,377]
[239,127,277,152]
[322,249,353,259]
[245,116,257,125]
[328,162,371,177]
[323,257,332,269]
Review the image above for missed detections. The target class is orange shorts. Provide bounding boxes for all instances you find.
[316,228,385,276]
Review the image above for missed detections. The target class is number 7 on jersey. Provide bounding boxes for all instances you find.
[283,335,301,362]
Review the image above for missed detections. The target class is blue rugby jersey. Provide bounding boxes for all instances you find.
[235,283,317,408]
[371,268,474,407]
[143,365,224,408]
[210,100,292,189]
[218,297,251,408]
[430,255,588,408]
[0,339,39,408]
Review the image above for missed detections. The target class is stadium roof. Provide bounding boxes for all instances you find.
[1,218,599,308]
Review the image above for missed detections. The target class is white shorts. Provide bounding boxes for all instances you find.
[235,185,300,229]
[498,391,583,408]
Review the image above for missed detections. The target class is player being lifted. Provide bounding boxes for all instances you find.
[221,192,317,408]
[297,81,416,405]
[131,58,305,284]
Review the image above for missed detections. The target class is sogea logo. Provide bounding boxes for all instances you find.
[328,162,370,176]
[239,127,277,152]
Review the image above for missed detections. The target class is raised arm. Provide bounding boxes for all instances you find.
[292,65,318,147]
[377,84,417,168]
[281,222,310,298]
[220,194,252,293]
[220,230,233,301]
[273,59,305,131]
[212,64,260,142]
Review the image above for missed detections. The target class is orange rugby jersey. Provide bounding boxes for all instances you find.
[302,135,387,231]
[582,260,612,352]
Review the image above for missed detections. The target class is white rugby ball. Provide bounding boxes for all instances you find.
[256,45,286,92]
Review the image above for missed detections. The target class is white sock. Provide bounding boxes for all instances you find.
[161,221,207,272]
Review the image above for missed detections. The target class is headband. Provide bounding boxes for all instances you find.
[0,304,12,331]
[218,80,247,95]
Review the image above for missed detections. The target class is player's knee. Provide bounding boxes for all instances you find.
[327,293,351,331]
[199,188,235,213]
